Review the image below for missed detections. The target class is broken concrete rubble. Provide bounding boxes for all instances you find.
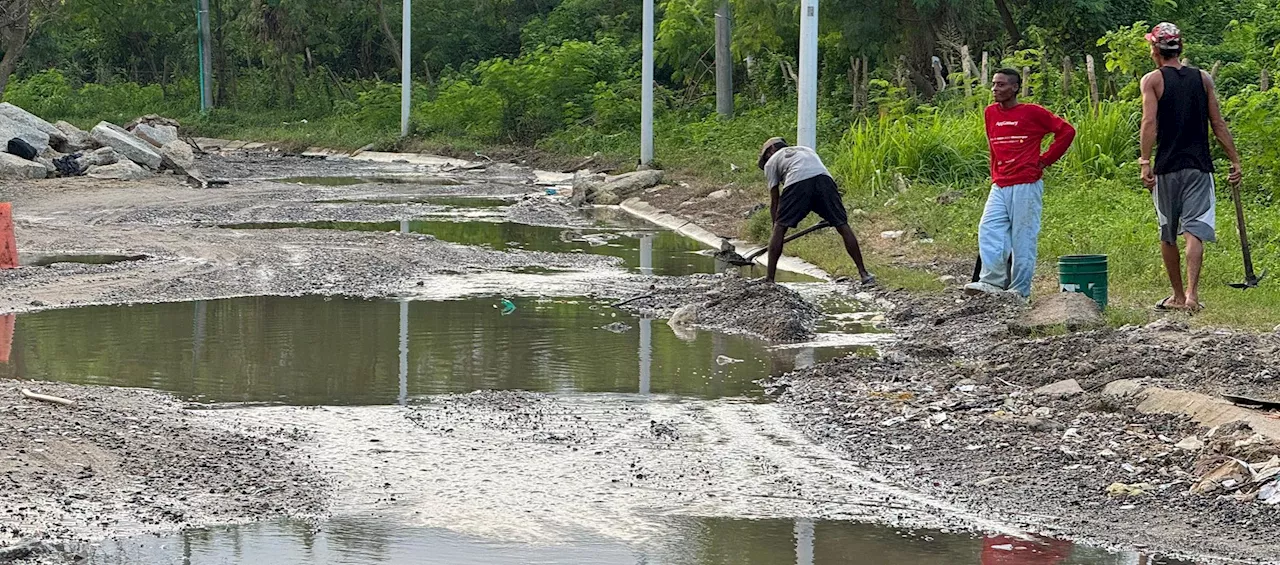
[160,140,195,173]
[0,102,66,147]
[87,159,150,181]
[54,120,96,152]
[90,121,162,169]
[77,146,119,169]
[133,122,179,148]
[0,114,50,154]
[0,151,50,179]
[571,170,664,205]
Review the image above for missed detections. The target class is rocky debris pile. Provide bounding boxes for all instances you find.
[771,288,1280,560]
[571,169,664,206]
[0,103,199,181]
[507,194,592,227]
[615,274,822,342]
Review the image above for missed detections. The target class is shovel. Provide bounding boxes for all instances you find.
[1227,178,1266,289]
[720,221,835,266]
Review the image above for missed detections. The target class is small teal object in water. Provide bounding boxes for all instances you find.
[499,299,516,315]
[545,188,558,196]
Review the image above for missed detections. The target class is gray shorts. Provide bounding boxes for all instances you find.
[1154,168,1216,244]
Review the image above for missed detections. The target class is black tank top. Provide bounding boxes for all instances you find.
[1155,66,1214,175]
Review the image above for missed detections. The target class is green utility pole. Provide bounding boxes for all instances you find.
[196,0,214,112]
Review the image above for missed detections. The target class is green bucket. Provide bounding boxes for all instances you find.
[1058,254,1109,310]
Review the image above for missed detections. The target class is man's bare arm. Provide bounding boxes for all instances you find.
[1204,70,1243,185]
[1139,72,1159,189]
[769,185,780,223]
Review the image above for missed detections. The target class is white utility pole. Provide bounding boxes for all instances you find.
[400,0,411,137]
[797,0,819,148]
[640,0,655,165]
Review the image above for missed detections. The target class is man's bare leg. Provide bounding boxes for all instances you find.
[1183,233,1205,309]
[1160,240,1187,308]
[834,224,872,280]
[766,222,788,283]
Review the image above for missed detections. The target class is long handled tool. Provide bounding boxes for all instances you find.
[1227,179,1265,289]
[719,220,834,266]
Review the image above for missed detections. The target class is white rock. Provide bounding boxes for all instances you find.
[880,230,905,239]
[1034,378,1085,398]
[706,188,734,200]
[0,102,65,145]
[1175,436,1205,451]
[160,140,195,172]
[938,275,957,284]
[132,123,179,147]
[54,121,96,151]
[90,122,161,169]
[0,152,48,179]
[87,160,150,181]
[0,114,50,154]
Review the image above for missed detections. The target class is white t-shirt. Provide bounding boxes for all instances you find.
[764,146,830,191]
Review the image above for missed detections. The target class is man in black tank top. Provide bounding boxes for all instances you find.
[1139,22,1243,311]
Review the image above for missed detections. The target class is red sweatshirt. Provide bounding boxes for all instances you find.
[985,103,1076,187]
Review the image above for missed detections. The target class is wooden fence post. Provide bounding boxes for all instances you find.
[1085,54,1100,111]
[1061,56,1072,99]
[860,55,870,109]
[1263,69,1271,91]
[1021,66,1031,97]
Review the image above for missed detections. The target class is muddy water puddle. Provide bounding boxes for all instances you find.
[18,253,149,267]
[222,219,804,279]
[0,295,864,405]
[272,175,463,186]
[87,517,1192,565]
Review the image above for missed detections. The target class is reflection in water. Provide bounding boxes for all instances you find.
[398,299,408,406]
[0,313,13,364]
[86,516,1195,565]
[795,519,814,565]
[221,219,810,281]
[2,296,858,405]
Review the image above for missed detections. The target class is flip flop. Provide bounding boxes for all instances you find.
[1154,297,1179,311]
[860,274,878,288]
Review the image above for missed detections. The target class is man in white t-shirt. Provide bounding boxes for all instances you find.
[758,137,874,285]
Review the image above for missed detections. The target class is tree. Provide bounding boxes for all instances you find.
[0,0,60,99]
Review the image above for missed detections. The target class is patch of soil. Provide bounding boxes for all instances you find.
[773,288,1280,563]
[0,380,325,562]
[615,275,822,342]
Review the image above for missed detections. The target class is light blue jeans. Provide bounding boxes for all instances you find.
[978,180,1044,297]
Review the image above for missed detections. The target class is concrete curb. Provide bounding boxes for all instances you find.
[619,197,830,281]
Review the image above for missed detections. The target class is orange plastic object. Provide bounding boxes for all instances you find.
[0,202,15,269]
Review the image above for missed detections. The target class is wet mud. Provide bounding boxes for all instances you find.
[773,289,1280,563]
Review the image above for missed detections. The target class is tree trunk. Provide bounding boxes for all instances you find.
[376,0,402,70]
[1085,54,1099,111]
[993,0,1022,43]
[0,1,33,102]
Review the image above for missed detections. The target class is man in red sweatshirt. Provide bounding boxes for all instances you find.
[965,69,1076,298]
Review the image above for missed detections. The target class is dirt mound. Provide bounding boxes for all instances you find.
[616,275,822,342]
[1010,292,1104,335]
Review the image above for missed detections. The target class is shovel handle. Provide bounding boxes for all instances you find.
[1229,178,1258,279]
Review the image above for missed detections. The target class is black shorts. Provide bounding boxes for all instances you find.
[777,174,848,229]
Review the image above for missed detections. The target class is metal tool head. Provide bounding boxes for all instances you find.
[1228,270,1266,289]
